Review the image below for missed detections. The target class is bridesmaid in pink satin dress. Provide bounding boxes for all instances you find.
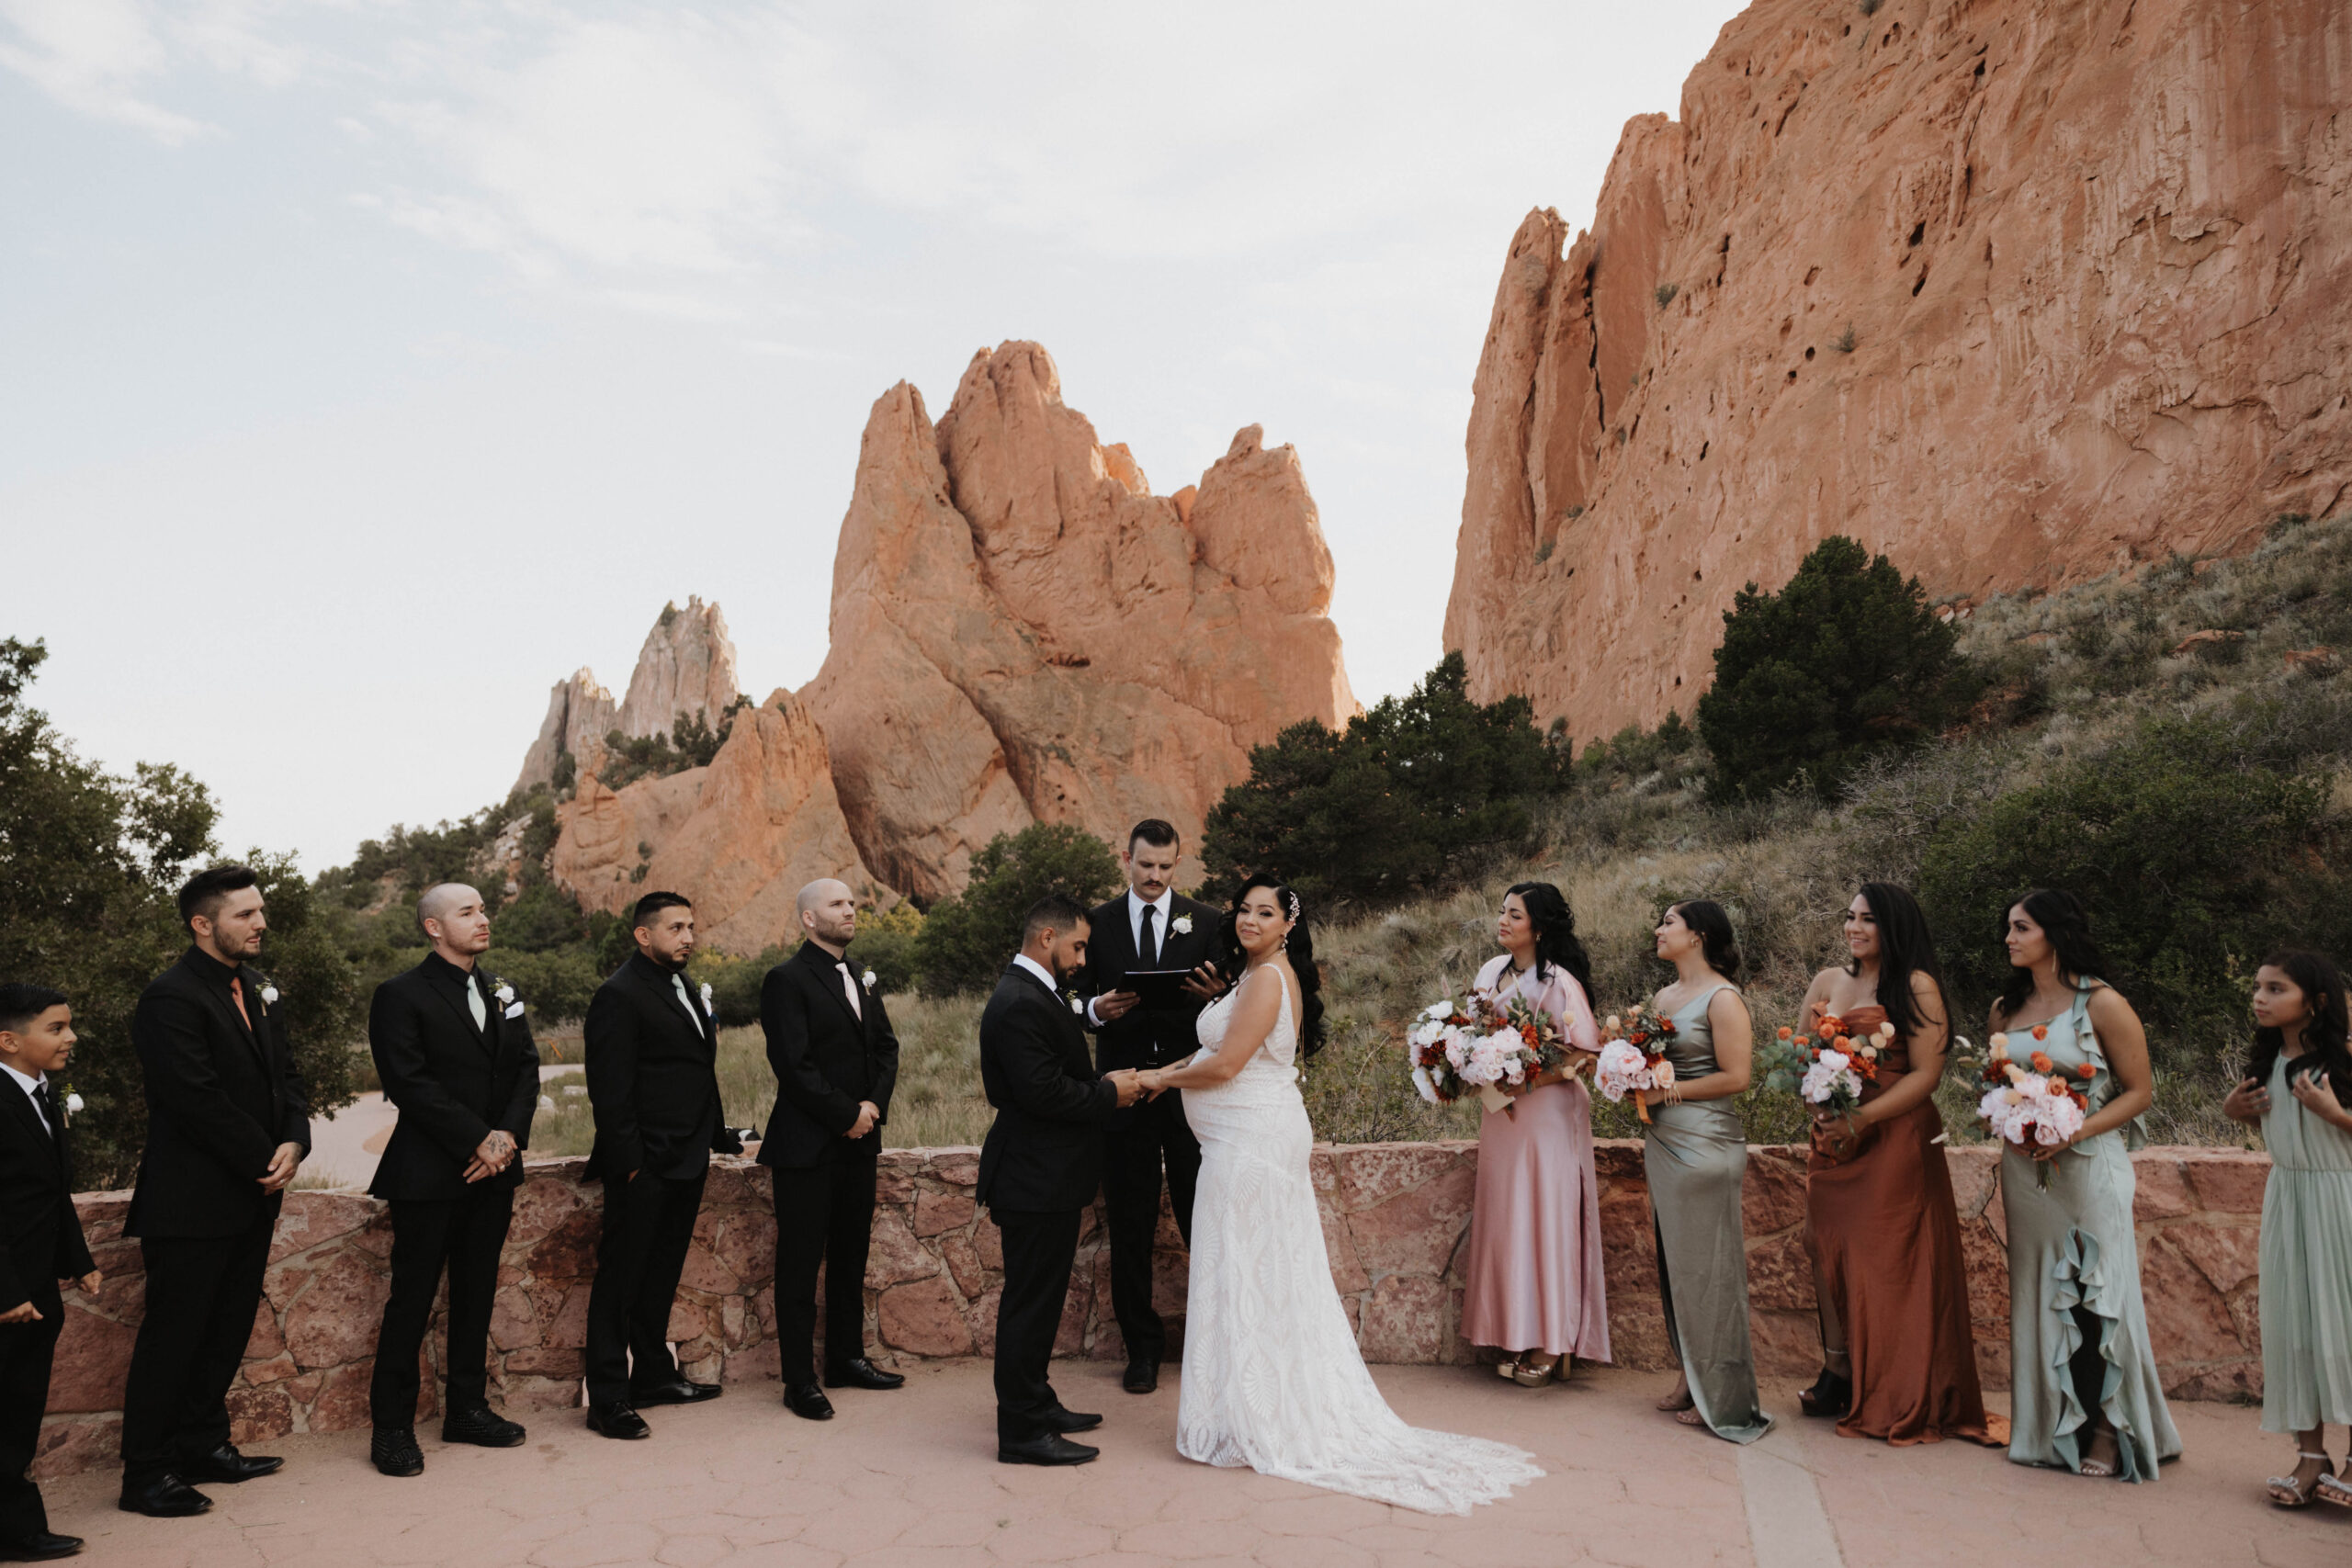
[1460,883,1610,1386]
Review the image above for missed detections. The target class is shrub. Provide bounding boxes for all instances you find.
[1654,282,1679,308]
[484,942,608,1026]
[913,824,1124,995]
[1696,536,1966,802]
[1200,653,1567,908]
[853,902,925,995]
[1917,716,2345,1071]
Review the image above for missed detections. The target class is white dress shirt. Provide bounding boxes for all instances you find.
[1084,888,1177,1028]
[0,1063,49,1134]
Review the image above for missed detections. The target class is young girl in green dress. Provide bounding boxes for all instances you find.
[2221,951,2352,1509]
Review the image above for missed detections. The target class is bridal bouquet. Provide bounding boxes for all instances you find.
[1758,1012,1892,1122]
[1978,1028,2092,1189]
[1407,992,1574,1113]
[1594,1007,1676,1122]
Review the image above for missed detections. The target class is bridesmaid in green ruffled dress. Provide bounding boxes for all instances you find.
[1986,889,2179,1481]
[2222,951,2352,1509]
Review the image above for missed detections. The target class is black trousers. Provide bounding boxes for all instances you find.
[771,1141,878,1385]
[1102,1091,1199,1361]
[0,1279,62,1541]
[119,1212,275,1484]
[990,1206,1080,1445]
[583,1172,704,1405]
[368,1184,516,1428]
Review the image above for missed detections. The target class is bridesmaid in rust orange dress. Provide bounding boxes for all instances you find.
[1797,882,2003,1447]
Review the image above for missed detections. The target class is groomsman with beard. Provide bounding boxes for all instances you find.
[363,884,539,1477]
[978,895,1144,1465]
[0,986,99,1562]
[119,866,310,1517]
[758,879,903,1422]
[1080,820,1224,1395]
[581,892,739,1439]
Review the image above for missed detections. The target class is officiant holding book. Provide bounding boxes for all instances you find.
[1081,819,1225,1395]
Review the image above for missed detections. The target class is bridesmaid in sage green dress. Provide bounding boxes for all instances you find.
[1645,900,1770,1443]
[1988,889,2179,1481]
[2222,951,2352,1508]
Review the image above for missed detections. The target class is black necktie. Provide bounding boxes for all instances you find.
[29,1083,55,1142]
[1139,904,1159,969]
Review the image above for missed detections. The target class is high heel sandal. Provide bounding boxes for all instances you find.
[1797,1366,1851,1419]
[2316,1470,2352,1507]
[2267,1453,2335,1507]
[1510,1355,1560,1388]
[2078,1428,2121,1479]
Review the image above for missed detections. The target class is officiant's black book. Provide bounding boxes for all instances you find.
[1122,969,1196,1010]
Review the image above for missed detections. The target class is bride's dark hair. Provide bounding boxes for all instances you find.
[1217,873,1326,1056]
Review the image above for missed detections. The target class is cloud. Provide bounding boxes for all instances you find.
[0,0,210,141]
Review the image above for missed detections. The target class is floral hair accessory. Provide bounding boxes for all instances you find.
[1283,889,1302,922]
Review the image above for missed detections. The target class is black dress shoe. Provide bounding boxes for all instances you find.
[824,1357,905,1391]
[783,1382,835,1421]
[628,1377,722,1406]
[118,1474,211,1517]
[1041,1406,1102,1434]
[441,1406,527,1448]
[1123,1358,1159,1394]
[178,1443,282,1483]
[370,1428,424,1478]
[0,1532,83,1561]
[998,1432,1099,1466]
[585,1401,651,1439]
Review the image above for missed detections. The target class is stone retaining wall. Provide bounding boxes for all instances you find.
[38,1141,2265,1478]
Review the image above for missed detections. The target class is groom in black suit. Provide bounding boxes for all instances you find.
[758,878,903,1422]
[978,894,1143,1466]
[581,891,738,1439]
[363,883,539,1477]
[1080,819,1223,1394]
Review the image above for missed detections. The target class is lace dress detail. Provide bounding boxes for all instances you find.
[1177,970,1544,1514]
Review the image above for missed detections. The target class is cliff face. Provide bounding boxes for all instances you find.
[616,597,740,741]
[805,342,1357,902]
[514,670,616,795]
[1447,0,2352,739]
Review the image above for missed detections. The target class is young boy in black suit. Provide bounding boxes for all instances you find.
[0,984,100,1561]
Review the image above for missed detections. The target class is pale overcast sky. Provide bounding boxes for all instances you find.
[3,0,1747,872]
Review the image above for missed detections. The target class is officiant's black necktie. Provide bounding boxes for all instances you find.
[1139,904,1159,969]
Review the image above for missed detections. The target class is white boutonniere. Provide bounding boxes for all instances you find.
[258,983,279,1012]
[62,1087,82,1122]
[494,982,515,1006]
[1170,914,1193,935]
[495,980,525,1019]
[699,981,715,1016]
[1067,993,1084,1014]
[861,968,877,991]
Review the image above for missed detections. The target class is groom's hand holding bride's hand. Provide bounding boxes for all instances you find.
[1107,1068,1146,1108]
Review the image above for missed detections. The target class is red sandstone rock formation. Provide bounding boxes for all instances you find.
[616,596,740,740]
[1447,0,2352,740]
[549,688,883,953]
[805,341,1357,901]
[514,669,616,794]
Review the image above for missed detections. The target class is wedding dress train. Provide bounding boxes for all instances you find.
[1177,972,1544,1514]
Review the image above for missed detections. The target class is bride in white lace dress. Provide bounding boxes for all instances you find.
[1137,875,1544,1515]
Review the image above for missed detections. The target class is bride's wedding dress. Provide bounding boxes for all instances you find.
[1177,969,1544,1515]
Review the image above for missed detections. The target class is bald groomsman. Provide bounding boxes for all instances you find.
[759,880,902,1421]
[364,884,539,1477]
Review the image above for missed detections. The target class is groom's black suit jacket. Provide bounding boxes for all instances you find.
[977,963,1118,1213]
[366,953,540,1201]
[756,940,899,1169]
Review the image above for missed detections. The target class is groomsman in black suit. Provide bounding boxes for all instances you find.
[581,891,738,1439]
[364,884,540,1477]
[0,985,99,1561]
[1080,819,1224,1394]
[759,879,903,1422]
[978,894,1143,1466]
[119,865,311,1518]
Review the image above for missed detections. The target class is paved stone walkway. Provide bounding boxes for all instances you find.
[49,1364,2349,1566]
